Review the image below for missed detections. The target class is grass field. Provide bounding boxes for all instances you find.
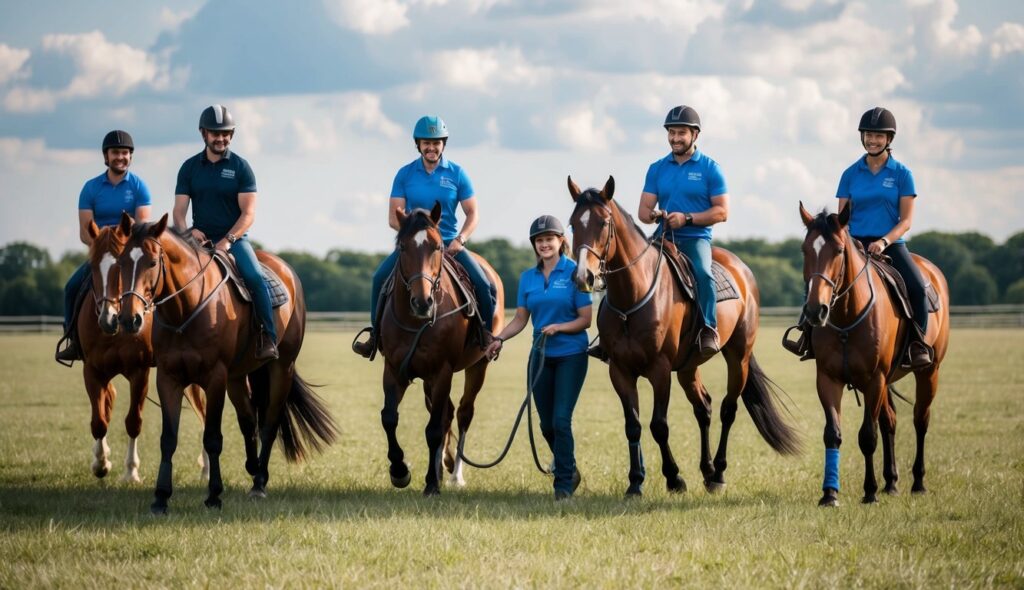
[1,327,1022,588]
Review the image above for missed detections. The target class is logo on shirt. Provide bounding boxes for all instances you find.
[687,171,703,181]
[123,190,134,202]
[221,169,236,180]
[882,177,895,189]
[439,176,456,190]
[552,278,572,289]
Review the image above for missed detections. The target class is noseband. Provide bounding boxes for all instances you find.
[807,235,876,332]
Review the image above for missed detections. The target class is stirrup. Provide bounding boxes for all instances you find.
[901,341,933,370]
[587,343,609,364]
[782,324,814,360]
[352,327,377,360]
[697,326,720,356]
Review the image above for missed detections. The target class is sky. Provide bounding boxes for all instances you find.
[1,0,1022,257]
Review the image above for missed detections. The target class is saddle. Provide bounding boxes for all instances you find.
[212,251,290,309]
[869,256,941,319]
[653,238,740,304]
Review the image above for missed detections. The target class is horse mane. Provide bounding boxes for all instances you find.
[574,189,649,240]
[395,208,438,246]
[809,209,842,241]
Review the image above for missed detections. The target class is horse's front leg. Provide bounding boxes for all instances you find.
[151,370,185,515]
[647,362,685,493]
[450,358,489,488]
[678,367,715,488]
[912,367,940,494]
[610,362,645,497]
[381,366,411,489]
[817,370,844,507]
[122,368,150,484]
[878,390,899,495]
[201,370,229,510]
[83,364,114,479]
[423,367,455,496]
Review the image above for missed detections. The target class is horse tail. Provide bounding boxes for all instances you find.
[278,372,338,463]
[741,355,803,455]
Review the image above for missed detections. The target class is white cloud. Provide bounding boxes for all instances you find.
[159,6,199,30]
[990,22,1024,59]
[324,0,409,34]
[911,0,982,56]
[339,93,403,138]
[42,31,172,98]
[555,105,625,152]
[0,44,30,85]
[3,86,57,113]
[433,46,546,93]
[579,0,725,33]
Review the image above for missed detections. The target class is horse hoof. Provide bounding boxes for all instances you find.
[204,497,222,510]
[423,485,441,497]
[704,480,726,494]
[121,473,142,485]
[447,475,466,488]
[248,487,267,500]
[150,503,168,516]
[861,494,878,505]
[624,485,643,498]
[93,462,111,479]
[883,485,899,496]
[667,476,688,494]
[818,495,839,508]
[391,464,412,489]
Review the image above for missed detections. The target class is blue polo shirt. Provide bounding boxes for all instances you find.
[391,156,474,243]
[175,149,257,242]
[836,155,917,242]
[643,149,727,242]
[78,171,152,228]
[517,255,592,358]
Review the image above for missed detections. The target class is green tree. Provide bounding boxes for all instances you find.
[1004,278,1024,304]
[950,264,997,305]
[908,232,973,279]
[742,255,805,307]
[979,231,1024,299]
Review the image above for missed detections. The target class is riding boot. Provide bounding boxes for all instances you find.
[587,342,609,364]
[55,336,82,363]
[782,322,815,361]
[352,328,377,359]
[697,326,720,357]
[255,328,279,362]
[901,325,933,370]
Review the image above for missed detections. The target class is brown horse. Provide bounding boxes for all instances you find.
[78,215,206,483]
[568,177,801,497]
[798,203,949,506]
[379,203,505,496]
[117,214,337,514]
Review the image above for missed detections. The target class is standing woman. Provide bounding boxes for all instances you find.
[837,107,932,369]
[484,215,592,500]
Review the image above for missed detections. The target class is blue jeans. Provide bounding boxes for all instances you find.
[676,237,716,328]
[369,244,496,331]
[854,237,928,333]
[229,237,277,342]
[63,262,91,331]
[530,350,588,494]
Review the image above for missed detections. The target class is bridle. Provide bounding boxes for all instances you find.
[395,243,444,301]
[807,230,876,332]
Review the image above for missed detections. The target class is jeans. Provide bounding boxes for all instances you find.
[530,350,588,494]
[369,244,497,331]
[676,237,716,328]
[854,237,928,333]
[63,262,91,331]
[229,237,277,342]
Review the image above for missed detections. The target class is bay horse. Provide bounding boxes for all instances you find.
[379,203,504,496]
[78,215,206,483]
[568,176,801,497]
[798,203,949,506]
[117,214,337,514]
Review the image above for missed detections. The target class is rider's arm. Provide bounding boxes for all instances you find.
[638,192,660,223]
[884,196,915,244]
[133,205,152,223]
[388,197,406,231]
[837,197,850,214]
[457,196,478,243]
[172,194,190,231]
[216,192,257,250]
[78,210,95,246]
[692,194,729,226]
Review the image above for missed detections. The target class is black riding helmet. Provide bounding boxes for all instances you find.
[102,130,134,153]
[529,215,565,240]
[858,107,896,135]
[199,104,236,131]
[664,105,701,131]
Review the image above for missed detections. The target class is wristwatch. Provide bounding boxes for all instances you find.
[226,233,238,244]
[879,237,890,248]
[456,234,467,245]
[684,213,694,226]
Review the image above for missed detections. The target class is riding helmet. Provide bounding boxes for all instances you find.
[101,130,134,153]
[413,116,449,141]
[664,105,701,131]
[529,215,565,240]
[199,105,236,131]
[858,107,896,135]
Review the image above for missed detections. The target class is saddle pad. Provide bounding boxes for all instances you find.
[657,239,739,303]
[215,253,289,309]
[925,283,940,313]
[712,262,739,303]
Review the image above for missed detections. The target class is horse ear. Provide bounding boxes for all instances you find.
[431,201,442,224]
[799,201,814,228]
[599,176,615,202]
[567,176,582,202]
[87,219,100,240]
[151,213,168,237]
[118,211,133,237]
[837,202,851,227]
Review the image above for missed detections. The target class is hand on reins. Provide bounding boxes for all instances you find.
[485,338,503,361]
[664,212,687,230]
[540,324,562,336]
[214,239,230,252]
[190,228,208,242]
[446,240,464,255]
[867,240,887,257]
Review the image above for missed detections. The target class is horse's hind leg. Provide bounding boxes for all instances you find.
[84,365,114,479]
[678,368,715,489]
[200,374,228,510]
[382,367,411,489]
[648,363,685,493]
[912,368,939,494]
[708,348,748,491]
[121,368,150,484]
[183,384,209,482]
[226,377,259,495]
[879,391,899,495]
[611,363,646,497]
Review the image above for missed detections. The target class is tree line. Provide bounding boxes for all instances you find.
[1,230,1021,316]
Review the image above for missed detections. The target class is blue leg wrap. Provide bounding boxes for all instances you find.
[823,448,840,491]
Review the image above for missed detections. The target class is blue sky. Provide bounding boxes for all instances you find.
[1,0,1022,256]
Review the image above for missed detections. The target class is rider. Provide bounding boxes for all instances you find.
[838,107,932,370]
[637,105,729,356]
[485,215,592,500]
[172,104,279,361]
[353,116,497,358]
[56,130,152,362]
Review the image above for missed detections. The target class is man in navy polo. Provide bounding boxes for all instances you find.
[172,104,278,361]
[56,130,152,363]
[638,105,730,356]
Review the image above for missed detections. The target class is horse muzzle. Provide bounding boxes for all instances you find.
[120,311,144,335]
[98,308,120,335]
[804,303,829,327]
[410,295,434,319]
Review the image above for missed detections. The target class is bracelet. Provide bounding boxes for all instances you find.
[684,213,693,226]
[457,234,467,245]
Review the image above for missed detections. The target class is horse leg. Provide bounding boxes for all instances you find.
[858,375,887,504]
[151,371,185,515]
[708,348,748,491]
[912,368,939,494]
[251,362,296,498]
[121,368,149,484]
[817,372,844,507]
[678,368,715,489]
[184,384,209,482]
[879,392,899,495]
[382,367,411,488]
[648,364,685,493]
[84,365,113,479]
[610,363,645,497]
[451,359,489,488]
[226,377,259,494]
[201,374,228,510]
[423,368,455,496]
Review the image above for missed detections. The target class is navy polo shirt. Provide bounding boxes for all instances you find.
[175,149,257,242]
[517,255,592,358]
[836,155,917,242]
[643,149,727,242]
[78,170,152,228]
[391,156,474,243]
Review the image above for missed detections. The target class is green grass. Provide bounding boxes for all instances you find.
[1,328,1022,588]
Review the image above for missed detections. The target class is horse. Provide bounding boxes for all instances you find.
[77,215,206,483]
[797,203,949,506]
[568,176,801,497]
[116,214,337,514]
[378,203,505,496]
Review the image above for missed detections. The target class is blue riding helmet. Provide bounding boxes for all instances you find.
[413,116,449,140]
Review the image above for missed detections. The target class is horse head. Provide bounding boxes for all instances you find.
[395,201,444,320]
[799,201,852,327]
[117,213,170,334]
[86,212,131,334]
[567,175,617,293]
